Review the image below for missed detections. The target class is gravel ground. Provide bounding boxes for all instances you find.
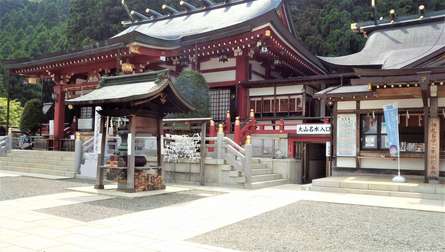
[0,177,95,201]
[190,200,445,252]
[37,190,224,222]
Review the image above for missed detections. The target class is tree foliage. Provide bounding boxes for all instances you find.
[289,0,445,56]
[0,97,23,128]
[20,98,43,134]
[170,70,210,118]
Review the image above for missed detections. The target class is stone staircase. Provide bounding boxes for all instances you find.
[228,158,288,189]
[0,150,77,178]
[306,176,445,200]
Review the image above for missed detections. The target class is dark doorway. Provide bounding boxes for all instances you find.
[302,143,326,183]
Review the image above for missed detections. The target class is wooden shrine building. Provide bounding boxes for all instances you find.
[3,0,328,147]
[316,9,445,182]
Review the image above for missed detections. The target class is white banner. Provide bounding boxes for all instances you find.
[296,124,331,135]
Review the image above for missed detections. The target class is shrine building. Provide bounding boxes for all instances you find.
[2,0,445,185]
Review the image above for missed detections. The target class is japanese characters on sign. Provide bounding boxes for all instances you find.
[336,114,356,157]
[427,118,440,182]
[296,124,331,135]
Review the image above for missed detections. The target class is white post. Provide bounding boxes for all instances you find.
[216,124,224,160]
[7,128,12,152]
[74,132,83,174]
[244,135,253,189]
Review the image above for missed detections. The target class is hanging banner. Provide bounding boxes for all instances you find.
[383,104,399,157]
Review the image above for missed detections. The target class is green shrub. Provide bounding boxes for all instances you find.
[170,70,210,118]
[20,98,43,134]
[0,97,23,128]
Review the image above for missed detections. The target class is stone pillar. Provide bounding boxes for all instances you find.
[224,111,231,134]
[74,132,83,174]
[94,117,106,189]
[127,115,136,192]
[244,135,253,188]
[234,117,241,145]
[216,124,224,160]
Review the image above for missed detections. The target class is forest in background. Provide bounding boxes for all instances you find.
[1,0,445,104]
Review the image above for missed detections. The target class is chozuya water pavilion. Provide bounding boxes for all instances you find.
[66,70,194,192]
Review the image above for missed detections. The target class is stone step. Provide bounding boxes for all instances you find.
[0,160,74,171]
[4,154,75,162]
[251,168,273,176]
[1,166,76,178]
[251,174,282,182]
[309,185,444,200]
[311,178,445,194]
[250,179,288,189]
[229,170,243,177]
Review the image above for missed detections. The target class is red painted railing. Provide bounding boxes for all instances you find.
[209,110,331,146]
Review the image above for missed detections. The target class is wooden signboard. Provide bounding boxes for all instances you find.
[427,118,440,182]
[336,114,356,157]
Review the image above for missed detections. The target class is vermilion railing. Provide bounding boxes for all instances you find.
[208,109,331,146]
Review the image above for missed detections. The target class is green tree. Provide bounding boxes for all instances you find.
[0,97,23,128]
[19,98,43,134]
[170,70,210,118]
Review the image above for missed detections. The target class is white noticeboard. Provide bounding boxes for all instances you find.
[296,124,331,135]
[336,114,356,157]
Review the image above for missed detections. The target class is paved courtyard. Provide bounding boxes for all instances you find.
[0,171,444,252]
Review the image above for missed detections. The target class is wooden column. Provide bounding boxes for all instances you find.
[419,72,430,182]
[236,55,249,119]
[94,116,106,189]
[127,115,136,192]
[53,84,65,149]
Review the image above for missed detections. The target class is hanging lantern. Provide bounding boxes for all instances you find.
[233,47,243,56]
[218,53,228,63]
[260,45,268,54]
[248,49,255,59]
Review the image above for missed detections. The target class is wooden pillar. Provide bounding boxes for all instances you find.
[199,122,207,186]
[127,115,136,192]
[94,116,106,189]
[236,55,249,119]
[53,84,65,149]
[419,72,431,182]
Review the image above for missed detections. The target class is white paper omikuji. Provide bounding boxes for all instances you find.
[164,134,201,162]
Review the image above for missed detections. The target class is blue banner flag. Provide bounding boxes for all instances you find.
[383,104,400,157]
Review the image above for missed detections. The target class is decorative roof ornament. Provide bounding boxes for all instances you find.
[180,1,198,11]
[418,5,425,19]
[201,0,214,8]
[130,10,151,21]
[121,0,135,22]
[145,8,164,18]
[389,9,396,23]
[162,4,179,15]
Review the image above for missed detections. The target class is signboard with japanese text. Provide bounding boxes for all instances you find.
[336,114,356,157]
[427,118,440,182]
[296,124,331,135]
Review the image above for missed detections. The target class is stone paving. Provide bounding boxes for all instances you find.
[191,200,445,251]
[0,173,444,251]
